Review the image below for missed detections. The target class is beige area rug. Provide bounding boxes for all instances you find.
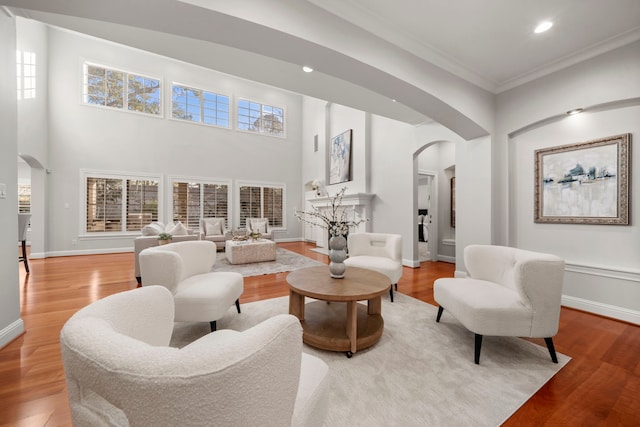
[211,247,325,276]
[171,293,570,426]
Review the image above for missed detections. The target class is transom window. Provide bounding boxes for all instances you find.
[18,184,31,213]
[84,172,160,233]
[172,84,230,128]
[83,63,161,115]
[237,99,284,137]
[172,180,230,230]
[238,184,284,228]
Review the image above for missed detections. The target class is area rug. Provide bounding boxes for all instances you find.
[211,247,325,277]
[171,293,570,426]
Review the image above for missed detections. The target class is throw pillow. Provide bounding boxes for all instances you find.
[252,220,267,233]
[167,221,189,236]
[141,222,164,236]
[205,219,223,236]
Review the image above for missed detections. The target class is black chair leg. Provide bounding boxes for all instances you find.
[20,240,29,274]
[394,283,398,291]
[235,299,241,314]
[210,320,217,332]
[436,306,444,322]
[136,276,141,285]
[474,334,483,364]
[389,285,394,302]
[544,337,558,363]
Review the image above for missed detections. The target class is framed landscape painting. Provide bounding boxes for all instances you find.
[534,133,630,225]
[329,129,352,185]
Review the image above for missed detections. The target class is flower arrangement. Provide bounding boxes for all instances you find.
[294,187,368,236]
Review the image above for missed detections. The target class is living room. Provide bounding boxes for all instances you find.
[1,1,639,425]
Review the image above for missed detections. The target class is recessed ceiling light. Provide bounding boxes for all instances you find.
[534,21,553,34]
[302,66,313,73]
[391,99,397,103]
[567,108,583,115]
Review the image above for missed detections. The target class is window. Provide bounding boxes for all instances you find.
[16,51,36,100]
[83,63,161,115]
[172,180,230,230]
[237,99,284,137]
[84,173,159,233]
[239,184,284,228]
[172,84,230,128]
[18,184,30,213]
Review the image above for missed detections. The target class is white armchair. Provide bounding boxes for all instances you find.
[434,244,565,364]
[343,233,403,302]
[139,240,243,331]
[200,217,232,250]
[246,217,275,240]
[60,286,330,427]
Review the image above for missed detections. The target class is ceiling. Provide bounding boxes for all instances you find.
[3,0,640,131]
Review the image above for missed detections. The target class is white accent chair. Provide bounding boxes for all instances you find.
[60,286,330,427]
[200,217,232,251]
[247,217,275,240]
[139,240,243,332]
[343,232,403,302]
[434,244,565,364]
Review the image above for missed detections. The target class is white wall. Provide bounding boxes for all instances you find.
[0,15,23,348]
[41,26,304,255]
[496,40,640,323]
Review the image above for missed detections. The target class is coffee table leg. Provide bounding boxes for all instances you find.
[289,290,305,321]
[368,296,382,315]
[346,301,357,354]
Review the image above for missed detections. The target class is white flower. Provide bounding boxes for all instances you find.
[294,187,368,236]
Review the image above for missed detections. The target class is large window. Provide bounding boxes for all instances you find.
[172,84,230,128]
[172,180,230,230]
[239,184,284,228]
[237,99,284,137]
[83,63,161,115]
[85,172,159,233]
[16,51,36,100]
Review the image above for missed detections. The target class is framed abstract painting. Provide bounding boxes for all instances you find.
[329,129,352,185]
[534,133,630,225]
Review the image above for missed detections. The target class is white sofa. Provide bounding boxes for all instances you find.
[133,221,198,284]
[60,286,330,426]
[434,244,565,364]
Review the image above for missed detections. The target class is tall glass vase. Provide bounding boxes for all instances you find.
[328,234,347,278]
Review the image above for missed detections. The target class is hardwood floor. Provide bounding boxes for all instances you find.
[1,242,638,426]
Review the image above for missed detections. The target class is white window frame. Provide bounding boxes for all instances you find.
[236,97,286,138]
[236,181,286,230]
[16,50,36,100]
[82,61,163,117]
[171,82,231,129]
[80,170,163,238]
[170,176,232,231]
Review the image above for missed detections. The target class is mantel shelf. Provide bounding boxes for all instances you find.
[309,193,375,207]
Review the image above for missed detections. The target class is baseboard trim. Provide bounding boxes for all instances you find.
[0,318,25,350]
[438,255,456,263]
[45,247,134,257]
[562,295,640,325]
[403,258,421,268]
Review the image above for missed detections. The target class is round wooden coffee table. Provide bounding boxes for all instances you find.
[287,265,390,357]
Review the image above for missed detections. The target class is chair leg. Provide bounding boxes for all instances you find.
[136,276,142,285]
[210,320,217,332]
[395,283,398,291]
[20,240,29,274]
[544,337,558,363]
[436,306,444,322]
[389,285,394,302]
[474,334,483,364]
[235,299,241,314]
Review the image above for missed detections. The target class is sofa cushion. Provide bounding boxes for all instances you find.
[141,222,165,236]
[167,221,189,236]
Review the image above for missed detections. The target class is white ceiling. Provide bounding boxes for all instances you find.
[310,0,640,92]
[3,0,640,129]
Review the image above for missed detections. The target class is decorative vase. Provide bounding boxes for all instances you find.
[328,234,347,278]
[158,239,171,246]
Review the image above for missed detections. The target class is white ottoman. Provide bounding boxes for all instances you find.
[226,239,277,264]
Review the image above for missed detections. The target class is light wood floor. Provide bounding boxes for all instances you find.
[1,242,639,426]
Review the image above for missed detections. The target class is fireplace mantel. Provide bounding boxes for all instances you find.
[307,193,375,247]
